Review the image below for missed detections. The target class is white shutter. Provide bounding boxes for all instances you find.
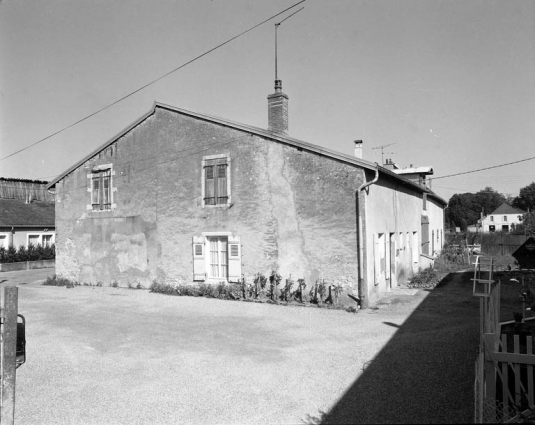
[227,235,241,283]
[374,234,380,285]
[192,236,206,281]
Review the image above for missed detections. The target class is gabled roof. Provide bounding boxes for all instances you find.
[491,203,526,215]
[47,102,447,206]
[0,198,55,227]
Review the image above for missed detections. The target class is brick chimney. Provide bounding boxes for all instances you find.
[354,140,363,159]
[267,79,289,134]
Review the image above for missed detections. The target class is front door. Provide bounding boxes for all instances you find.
[207,236,228,279]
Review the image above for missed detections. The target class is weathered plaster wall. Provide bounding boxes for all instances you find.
[55,107,364,288]
[363,173,444,305]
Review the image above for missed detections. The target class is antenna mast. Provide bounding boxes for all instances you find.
[274,7,304,87]
[372,143,397,165]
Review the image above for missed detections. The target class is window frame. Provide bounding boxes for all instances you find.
[0,232,9,249]
[202,154,231,208]
[87,164,116,212]
[26,232,55,248]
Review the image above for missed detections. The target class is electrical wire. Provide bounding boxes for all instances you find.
[430,156,535,181]
[0,0,306,163]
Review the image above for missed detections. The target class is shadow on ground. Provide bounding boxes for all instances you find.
[306,272,480,424]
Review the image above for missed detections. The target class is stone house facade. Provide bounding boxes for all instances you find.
[47,84,446,307]
[480,203,526,233]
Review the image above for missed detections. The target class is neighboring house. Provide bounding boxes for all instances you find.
[0,178,55,249]
[47,80,446,307]
[480,203,526,232]
[383,159,433,188]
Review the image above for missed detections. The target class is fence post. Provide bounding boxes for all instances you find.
[1,286,18,424]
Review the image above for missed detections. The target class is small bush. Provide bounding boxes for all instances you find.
[42,275,76,287]
[409,267,441,288]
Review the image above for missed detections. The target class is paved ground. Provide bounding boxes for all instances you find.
[1,269,479,424]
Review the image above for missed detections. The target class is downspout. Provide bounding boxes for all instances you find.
[356,163,379,309]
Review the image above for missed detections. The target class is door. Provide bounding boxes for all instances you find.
[208,236,228,279]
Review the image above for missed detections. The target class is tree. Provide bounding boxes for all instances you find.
[446,187,506,227]
[522,211,535,236]
[513,182,535,212]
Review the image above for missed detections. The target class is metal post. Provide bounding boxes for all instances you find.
[1,286,18,424]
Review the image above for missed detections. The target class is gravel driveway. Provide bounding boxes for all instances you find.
[3,270,478,424]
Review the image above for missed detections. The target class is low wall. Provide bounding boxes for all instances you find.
[419,254,435,270]
[0,260,55,272]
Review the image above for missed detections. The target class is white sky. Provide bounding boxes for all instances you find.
[1,0,534,201]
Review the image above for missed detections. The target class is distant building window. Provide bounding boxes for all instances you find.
[490,216,494,222]
[27,233,55,247]
[503,216,507,222]
[0,234,9,249]
[202,155,230,207]
[489,225,495,232]
[92,169,112,211]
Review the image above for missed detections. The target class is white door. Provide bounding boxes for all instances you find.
[208,237,228,279]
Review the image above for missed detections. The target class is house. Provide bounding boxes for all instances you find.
[480,203,525,232]
[0,178,55,249]
[383,159,433,188]
[47,80,446,307]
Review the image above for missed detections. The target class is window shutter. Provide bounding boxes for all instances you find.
[374,234,381,284]
[192,236,206,281]
[204,161,215,205]
[227,235,241,283]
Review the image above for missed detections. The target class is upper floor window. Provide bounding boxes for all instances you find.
[92,169,112,211]
[423,193,427,211]
[503,216,507,222]
[202,155,230,207]
[490,216,494,222]
[87,164,115,212]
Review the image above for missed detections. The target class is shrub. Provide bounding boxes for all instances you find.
[409,267,441,288]
[42,275,76,287]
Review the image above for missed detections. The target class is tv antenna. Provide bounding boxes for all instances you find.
[372,143,397,165]
[274,7,304,86]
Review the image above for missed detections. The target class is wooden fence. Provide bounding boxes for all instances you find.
[475,259,535,422]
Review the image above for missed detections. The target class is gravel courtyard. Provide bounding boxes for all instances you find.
[4,269,479,424]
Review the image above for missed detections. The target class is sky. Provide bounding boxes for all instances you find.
[1,0,534,202]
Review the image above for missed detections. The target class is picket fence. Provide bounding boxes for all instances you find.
[475,256,535,423]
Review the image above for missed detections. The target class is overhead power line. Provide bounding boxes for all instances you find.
[0,0,306,163]
[431,156,535,181]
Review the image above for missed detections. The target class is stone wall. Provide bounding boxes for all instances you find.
[54,106,364,288]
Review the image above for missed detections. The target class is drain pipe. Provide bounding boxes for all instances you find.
[356,163,379,309]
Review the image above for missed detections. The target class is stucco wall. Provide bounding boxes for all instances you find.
[54,107,364,288]
[363,173,444,305]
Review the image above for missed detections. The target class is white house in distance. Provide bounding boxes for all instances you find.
[480,203,526,232]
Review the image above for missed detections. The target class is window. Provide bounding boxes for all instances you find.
[423,193,427,211]
[92,169,112,211]
[192,233,241,282]
[27,233,55,247]
[490,216,494,222]
[0,233,9,249]
[503,216,507,222]
[202,155,230,207]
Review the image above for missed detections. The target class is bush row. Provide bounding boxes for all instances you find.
[0,243,55,263]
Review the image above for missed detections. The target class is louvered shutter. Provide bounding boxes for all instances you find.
[204,160,215,205]
[227,235,241,283]
[192,236,206,281]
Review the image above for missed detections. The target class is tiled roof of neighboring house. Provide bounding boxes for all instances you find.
[0,198,55,227]
[47,102,447,207]
[491,203,526,215]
